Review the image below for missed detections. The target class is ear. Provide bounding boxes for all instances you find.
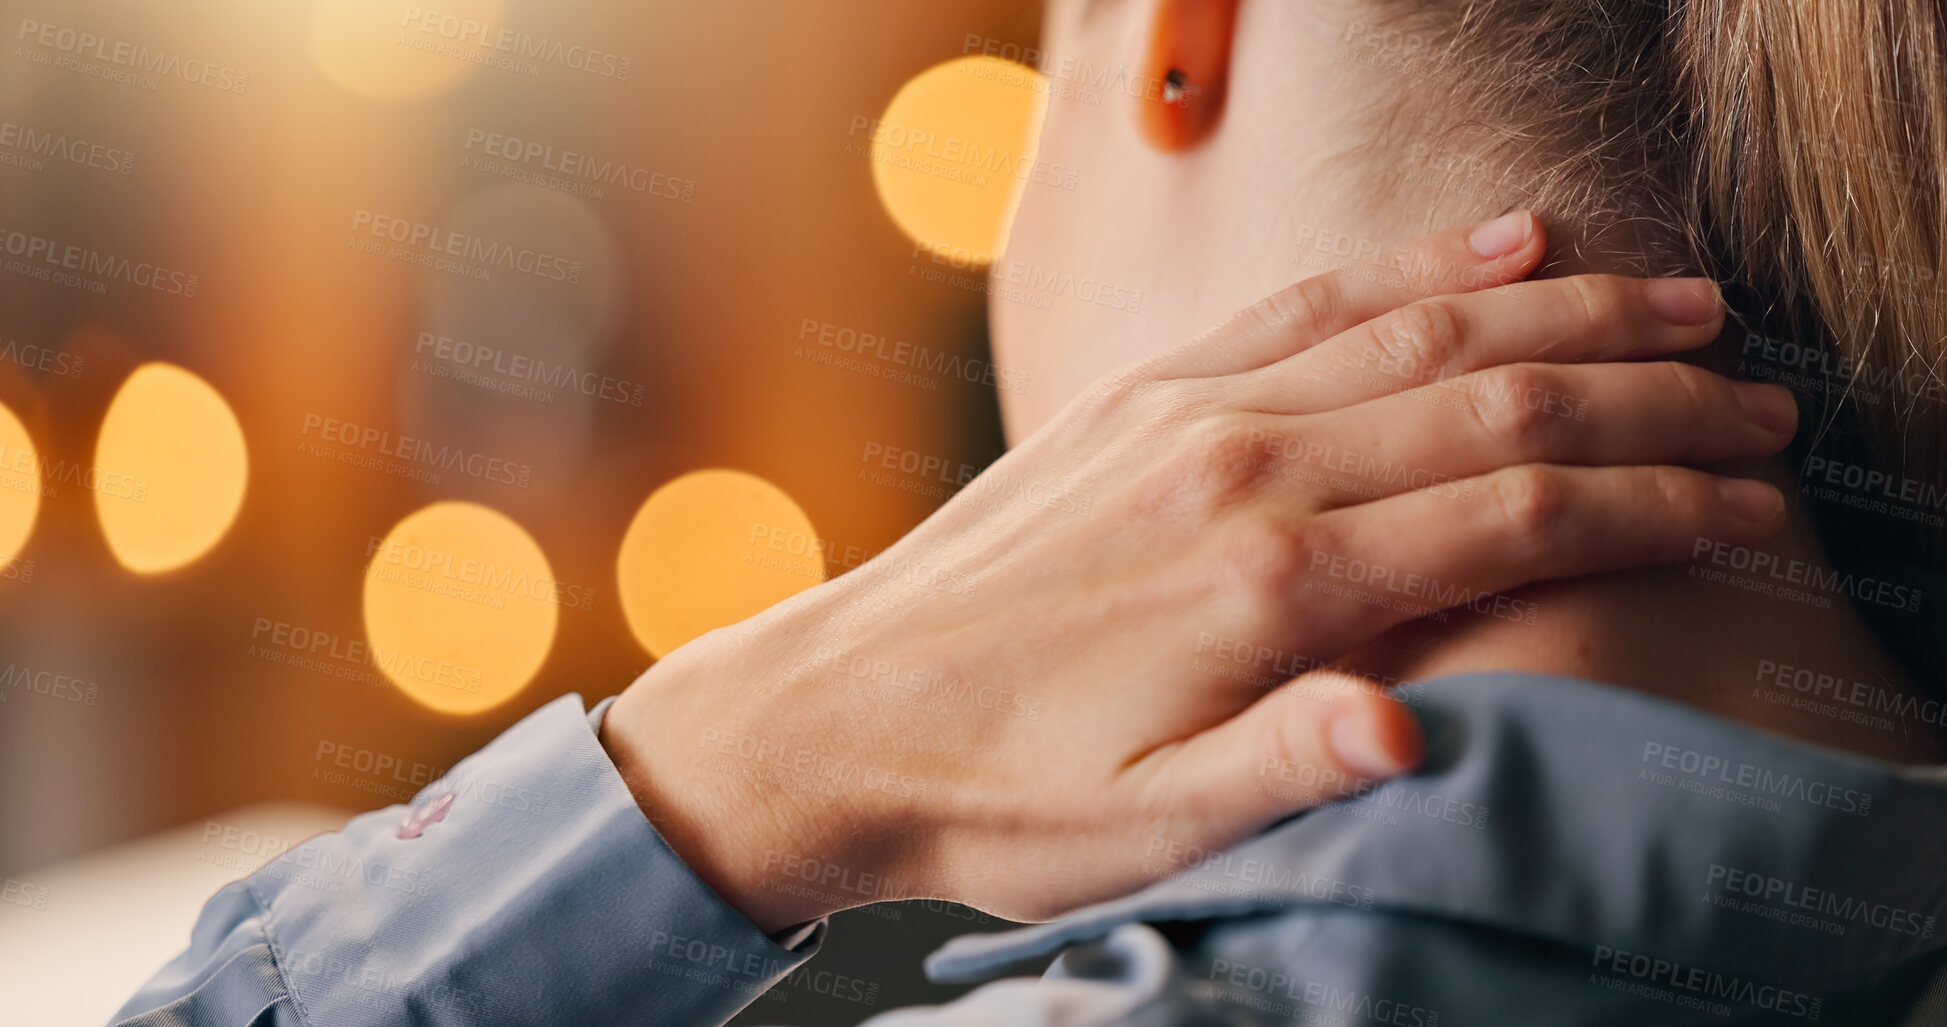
[1133,0,1241,151]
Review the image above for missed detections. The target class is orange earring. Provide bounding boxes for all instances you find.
[1135,0,1236,150]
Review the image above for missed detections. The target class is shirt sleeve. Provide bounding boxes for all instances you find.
[109,693,826,1027]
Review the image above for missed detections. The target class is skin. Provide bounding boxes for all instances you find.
[600,0,1929,935]
[602,212,1796,931]
[993,0,1937,765]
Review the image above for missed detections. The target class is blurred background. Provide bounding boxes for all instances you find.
[0,0,1068,1021]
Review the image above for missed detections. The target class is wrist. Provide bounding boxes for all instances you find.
[598,610,935,933]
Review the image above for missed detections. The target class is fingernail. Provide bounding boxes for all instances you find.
[1718,478,1784,525]
[1466,211,1531,259]
[1329,708,1412,779]
[1733,381,1798,438]
[1644,277,1723,326]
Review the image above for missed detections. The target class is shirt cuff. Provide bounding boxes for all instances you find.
[250,691,824,1025]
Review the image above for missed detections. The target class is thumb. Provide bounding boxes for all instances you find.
[1157,672,1424,833]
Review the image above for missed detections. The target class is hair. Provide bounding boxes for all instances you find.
[1356,0,1947,666]
[1359,0,1947,663]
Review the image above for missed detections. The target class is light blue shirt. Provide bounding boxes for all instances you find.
[112,673,1947,1025]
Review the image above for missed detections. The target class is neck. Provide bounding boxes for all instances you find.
[1332,455,1944,764]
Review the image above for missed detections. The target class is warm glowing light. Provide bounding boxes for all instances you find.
[95,363,248,574]
[617,469,825,660]
[310,0,506,101]
[362,501,558,715]
[0,403,38,565]
[868,55,1049,264]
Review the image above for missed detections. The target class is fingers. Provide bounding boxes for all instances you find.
[1152,672,1423,832]
[1264,362,1797,508]
[1296,464,1788,642]
[1233,273,1726,414]
[1140,212,1547,381]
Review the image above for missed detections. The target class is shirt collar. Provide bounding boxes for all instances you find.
[926,672,1947,996]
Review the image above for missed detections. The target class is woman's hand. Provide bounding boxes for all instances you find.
[600,213,1796,932]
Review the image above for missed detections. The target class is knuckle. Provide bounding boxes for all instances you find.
[1085,369,1179,421]
[1256,275,1338,334]
[1467,365,1555,446]
[1087,365,1150,405]
[1650,465,1714,526]
[1257,708,1321,795]
[1491,465,1568,542]
[1170,415,1276,508]
[1659,360,1721,415]
[1183,413,1268,465]
[1226,515,1322,613]
[1641,466,1720,560]
[1080,369,1140,414]
[1371,299,1464,379]
[1561,274,1625,334]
